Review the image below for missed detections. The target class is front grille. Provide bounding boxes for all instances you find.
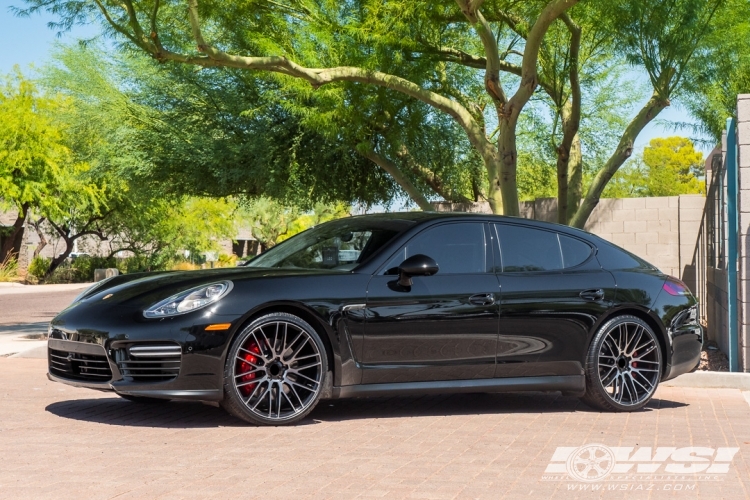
[49,347,112,382]
[115,344,182,383]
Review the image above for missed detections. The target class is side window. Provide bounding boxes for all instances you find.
[383,223,487,274]
[559,234,593,268]
[495,224,562,272]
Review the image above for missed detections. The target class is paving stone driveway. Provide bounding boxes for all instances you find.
[0,358,748,500]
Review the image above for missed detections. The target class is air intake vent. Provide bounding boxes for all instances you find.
[48,345,112,382]
[115,344,182,382]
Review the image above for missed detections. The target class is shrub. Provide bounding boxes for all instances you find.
[45,265,84,284]
[0,253,19,282]
[217,253,238,267]
[27,256,50,279]
[171,261,200,271]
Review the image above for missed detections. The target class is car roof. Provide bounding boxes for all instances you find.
[349,211,594,239]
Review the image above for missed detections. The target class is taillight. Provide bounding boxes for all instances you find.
[663,278,690,296]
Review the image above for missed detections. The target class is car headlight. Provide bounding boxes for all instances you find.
[143,281,234,318]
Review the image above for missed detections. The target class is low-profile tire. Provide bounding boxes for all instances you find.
[581,315,662,412]
[221,312,328,426]
[117,394,169,404]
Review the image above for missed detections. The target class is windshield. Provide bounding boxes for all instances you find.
[244,218,413,271]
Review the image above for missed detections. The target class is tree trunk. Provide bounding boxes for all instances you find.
[569,94,669,228]
[30,217,48,259]
[556,127,583,224]
[0,203,30,264]
[565,133,583,223]
[45,237,73,278]
[492,120,520,216]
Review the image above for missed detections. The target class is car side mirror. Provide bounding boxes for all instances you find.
[397,254,439,287]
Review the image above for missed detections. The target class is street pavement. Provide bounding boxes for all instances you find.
[0,284,749,499]
[0,283,89,356]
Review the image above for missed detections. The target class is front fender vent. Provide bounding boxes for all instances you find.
[115,344,182,383]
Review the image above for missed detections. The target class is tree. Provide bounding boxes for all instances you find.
[43,43,401,210]
[19,0,580,217]
[0,69,102,265]
[602,137,705,198]
[19,0,743,228]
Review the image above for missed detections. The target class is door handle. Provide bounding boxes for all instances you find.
[580,289,605,301]
[469,293,495,306]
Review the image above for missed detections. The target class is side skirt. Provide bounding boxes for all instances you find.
[332,375,585,399]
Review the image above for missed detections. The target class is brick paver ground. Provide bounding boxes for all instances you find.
[0,358,748,500]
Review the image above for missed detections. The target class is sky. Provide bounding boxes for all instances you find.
[0,1,716,158]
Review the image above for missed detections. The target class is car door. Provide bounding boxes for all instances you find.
[492,223,616,378]
[361,222,500,384]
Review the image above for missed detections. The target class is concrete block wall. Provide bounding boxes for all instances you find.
[736,94,750,371]
[437,195,705,281]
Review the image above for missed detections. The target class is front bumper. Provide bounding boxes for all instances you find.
[46,324,230,402]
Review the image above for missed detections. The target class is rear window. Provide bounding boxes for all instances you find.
[560,235,593,268]
[594,238,655,270]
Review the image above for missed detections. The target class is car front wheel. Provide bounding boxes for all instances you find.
[581,315,662,412]
[222,312,327,426]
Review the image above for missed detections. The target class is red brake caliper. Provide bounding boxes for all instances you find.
[238,342,261,396]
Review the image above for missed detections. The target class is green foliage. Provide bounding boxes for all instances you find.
[603,137,705,198]
[16,0,742,227]
[27,256,50,279]
[239,198,350,250]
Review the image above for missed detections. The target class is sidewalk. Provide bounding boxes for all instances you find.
[0,282,92,295]
[0,322,48,357]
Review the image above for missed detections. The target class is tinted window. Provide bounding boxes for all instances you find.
[595,239,653,270]
[495,224,562,272]
[560,235,592,268]
[383,223,487,274]
[246,219,410,271]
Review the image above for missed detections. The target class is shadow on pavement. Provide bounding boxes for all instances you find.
[310,392,688,422]
[46,398,245,428]
[45,392,688,427]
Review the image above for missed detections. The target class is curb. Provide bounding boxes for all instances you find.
[662,371,750,390]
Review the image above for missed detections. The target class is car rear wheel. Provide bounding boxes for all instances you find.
[581,315,662,412]
[222,312,327,426]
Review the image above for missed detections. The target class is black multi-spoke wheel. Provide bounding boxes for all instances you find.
[581,315,662,412]
[222,312,327,425]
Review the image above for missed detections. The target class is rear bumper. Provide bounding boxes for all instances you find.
[663,324,703,381]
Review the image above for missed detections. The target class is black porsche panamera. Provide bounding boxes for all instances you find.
[48,212,702,425]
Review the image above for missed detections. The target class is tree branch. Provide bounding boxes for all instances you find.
[508,0,579,116]
[396,145,472,204]
[359,147,434,211]
[456,1,507,115]
[569,92,670,228]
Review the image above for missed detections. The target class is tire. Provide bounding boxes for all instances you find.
[117,394,169,404]
[581,315,662,412]
[221,312,328,426]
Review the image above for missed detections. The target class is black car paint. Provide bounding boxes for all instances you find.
[48,212,702,402]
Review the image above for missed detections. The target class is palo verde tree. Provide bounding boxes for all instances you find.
[19,0,744,228]
[18,0,580,217]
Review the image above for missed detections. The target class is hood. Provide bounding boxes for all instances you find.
[64,267,337,314]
